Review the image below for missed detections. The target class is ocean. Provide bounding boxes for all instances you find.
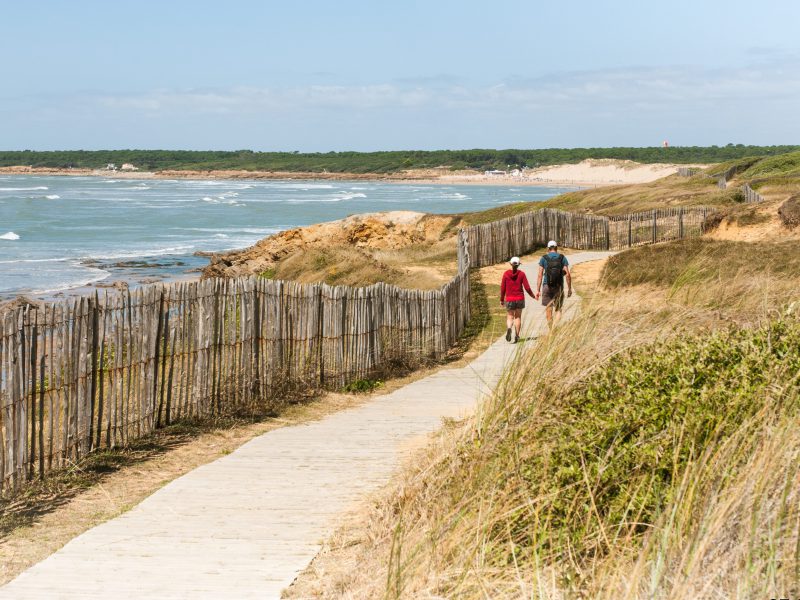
[0,175,576,298]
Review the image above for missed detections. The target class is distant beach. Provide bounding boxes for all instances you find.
[0,158,704,188]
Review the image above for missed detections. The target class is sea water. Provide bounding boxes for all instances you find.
[0,175,576,298]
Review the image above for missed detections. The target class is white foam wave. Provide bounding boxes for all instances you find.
[81,244,196,261]
[213,233,229,239]
[201,195,245,206]
[170,227,280,235]
[46,194,61,200]
[0,186,49,191]
[1,231,20,240]
[30,267,110,295]
[0,257,71,264]
[268,183,335,190]
[334,192,367,201]
[184,180,229,187]
[286,197,343,204]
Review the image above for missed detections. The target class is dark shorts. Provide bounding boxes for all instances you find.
[541,285,564,311]
[505,300,525,310]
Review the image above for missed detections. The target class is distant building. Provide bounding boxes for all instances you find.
[106,163,117,171]
[120,163,139,171]
[485,169,507,176]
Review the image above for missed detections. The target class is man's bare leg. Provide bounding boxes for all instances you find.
[545,304,554,329]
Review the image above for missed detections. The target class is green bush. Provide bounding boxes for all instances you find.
[511,318,800,561]
[743,150,800,179]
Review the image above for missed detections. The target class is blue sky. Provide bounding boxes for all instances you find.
[2,0,799,150]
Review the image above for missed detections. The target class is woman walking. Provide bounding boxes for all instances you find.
[499,256,535,344]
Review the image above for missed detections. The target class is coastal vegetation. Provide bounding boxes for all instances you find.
[460,150,800,223]
[463,175,734,223]
[5,149,800,594]
[287,232,800,598]
[2,145,799,173]
[284,158,800,597]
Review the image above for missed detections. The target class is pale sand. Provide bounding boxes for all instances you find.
[0,160,710,187]
[433,159,710,187]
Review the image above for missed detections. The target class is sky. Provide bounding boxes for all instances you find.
[1,0,799,151]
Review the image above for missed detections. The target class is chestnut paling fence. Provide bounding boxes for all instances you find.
[677,165,769,201]
[466,207,712,267]
[742,183,766,204]
[0,207,712,493]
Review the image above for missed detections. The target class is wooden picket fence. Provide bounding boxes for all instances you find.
[742,183,766,204]
[0,234,472,493]
[676,165,737,190]
[0,205,714,494]
[467,207,711,267]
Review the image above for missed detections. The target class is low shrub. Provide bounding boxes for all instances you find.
[342,378,384,394]
[515,318,800,564]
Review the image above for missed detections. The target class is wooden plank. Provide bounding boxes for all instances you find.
[29,309,38,481]
[156,288,169,427]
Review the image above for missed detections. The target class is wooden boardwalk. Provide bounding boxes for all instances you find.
[0,252,611,599]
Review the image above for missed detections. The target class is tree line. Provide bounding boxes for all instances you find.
[1,145,798,174]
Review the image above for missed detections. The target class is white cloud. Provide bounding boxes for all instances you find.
[76,61,800,119]
[3,60,800,149]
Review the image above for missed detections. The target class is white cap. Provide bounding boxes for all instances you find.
[509,256,521,265]
[547,240,557,248]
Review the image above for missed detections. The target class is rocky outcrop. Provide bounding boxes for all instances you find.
[201,211,461,279]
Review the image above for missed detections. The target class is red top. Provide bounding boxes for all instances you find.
[500,269,534,302]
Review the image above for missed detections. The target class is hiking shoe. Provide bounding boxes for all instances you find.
[505,328,512,342]
[514,334,520,344]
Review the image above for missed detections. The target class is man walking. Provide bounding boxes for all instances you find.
[534,240,572,329]
[500,256,535,344]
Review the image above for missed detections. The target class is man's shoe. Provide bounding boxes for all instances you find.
[514,334,520,344]
[505,328,512,342]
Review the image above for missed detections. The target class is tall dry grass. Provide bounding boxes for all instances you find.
[287,243,800,599]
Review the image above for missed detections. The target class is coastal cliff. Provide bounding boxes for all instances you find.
[201,211,462,280]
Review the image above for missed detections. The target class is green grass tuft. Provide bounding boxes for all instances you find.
[342,378,384,394]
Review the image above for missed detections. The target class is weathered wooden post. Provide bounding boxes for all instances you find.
[628,216,633,248]
[678,208,684,239]
[652,210,657,244]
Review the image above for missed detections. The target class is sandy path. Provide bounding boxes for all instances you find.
[0,252,612,599]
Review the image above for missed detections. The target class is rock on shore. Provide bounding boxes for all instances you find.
[201,211,461,279]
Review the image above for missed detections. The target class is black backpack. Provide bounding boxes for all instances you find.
[544,253,565,288]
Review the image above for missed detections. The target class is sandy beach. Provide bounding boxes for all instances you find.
[0,159,709,188]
